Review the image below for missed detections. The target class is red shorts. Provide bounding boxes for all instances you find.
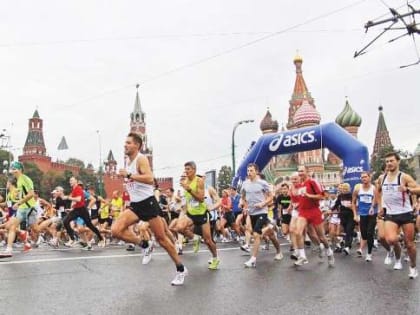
[298,208,323,226]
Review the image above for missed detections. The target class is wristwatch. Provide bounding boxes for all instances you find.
[126,173,132,179]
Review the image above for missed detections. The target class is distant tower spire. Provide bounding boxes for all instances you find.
[128,84,153,169]
[287,53,316,129]
[372,106,393,159]
[22,109,46,156]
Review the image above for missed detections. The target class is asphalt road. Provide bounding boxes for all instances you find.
[0,241,419,315]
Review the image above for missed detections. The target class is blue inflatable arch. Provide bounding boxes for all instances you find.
[232,122,369,189]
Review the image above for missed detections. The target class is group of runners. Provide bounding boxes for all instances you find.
[0,134,419,285]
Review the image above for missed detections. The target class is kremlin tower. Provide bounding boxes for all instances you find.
[18,110,79,174]
[102,85,172,197]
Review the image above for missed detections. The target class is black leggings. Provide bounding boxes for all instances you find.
[359,214,377,254]
[340,209,355,249]
[63,207,103,241]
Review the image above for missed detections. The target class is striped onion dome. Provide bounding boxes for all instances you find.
[293,99,320,126]
[335,99,362,127]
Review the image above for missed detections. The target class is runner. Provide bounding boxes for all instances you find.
[111,133,187,285]
[352,172,378,261]
[0,161,37,258]
[294,165,334,267]
[174,161,220,270]
[378,152,419,279]
[62,177,104,247]
[240,163,283,268]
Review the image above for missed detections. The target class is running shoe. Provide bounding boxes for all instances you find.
[294,257,308,266]
[81,244,93,251]
[193,237,201,253]
[23,242,32,252]
[98,240,106,248]
[365,254,372,262]
[0,249,13,258]
[384,251,393,265]
[18,230,28,242]
[208,258,220,270]
[244,258,256,268]
[171,267,188,286]
[274,252,284,261]
[318,244,325,258]
[327,248,335,267]
[240,244,251,253]
[290,252,299,261]
[126,244,135,251]
[48,239,59,248]
[409,267,418,279]
[343,247,350,256]
[393,260,403,270]
[142,246,153,265]
[64,240,75,247]
[356,249,363,257]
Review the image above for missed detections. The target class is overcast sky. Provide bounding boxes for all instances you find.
[0,0,419,181]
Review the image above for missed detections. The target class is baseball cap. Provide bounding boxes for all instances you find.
[10,161,24,171]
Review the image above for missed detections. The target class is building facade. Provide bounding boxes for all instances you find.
[262,55,362,188]
[18,110,80,175]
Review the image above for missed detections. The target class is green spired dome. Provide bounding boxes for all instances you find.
[335,99,362,127]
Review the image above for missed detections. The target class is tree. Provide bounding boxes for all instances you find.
[65,158,85,169]
[22,162,43,193]
[0,149,14,195]
[217,165,233,196]
[371,145,416,181]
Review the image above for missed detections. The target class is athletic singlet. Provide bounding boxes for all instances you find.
[125,153,154,202]
[185,176,207,216]
[357,185,375,216]
[205,188,218,221]
[381,172,412,215]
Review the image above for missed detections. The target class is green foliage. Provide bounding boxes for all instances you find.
[65,158,85,169]
[371,145,416,180]
[217,165,233,196]
[0,149,14,196]
[22,162,43,193]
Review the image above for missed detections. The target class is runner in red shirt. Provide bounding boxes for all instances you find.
[62,177,103,247]
[294,165,334,267]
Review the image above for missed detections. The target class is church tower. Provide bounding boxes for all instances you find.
[372,106,393,159]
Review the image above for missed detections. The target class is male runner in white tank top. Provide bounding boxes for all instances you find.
[111,133,187,285]
[378,152,419,279]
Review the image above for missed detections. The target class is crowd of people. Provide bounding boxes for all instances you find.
[1,137,419,285]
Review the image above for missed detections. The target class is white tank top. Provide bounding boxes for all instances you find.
[382,172,412,215]
[125,153,154,202]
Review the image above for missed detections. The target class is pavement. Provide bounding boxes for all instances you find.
[0,241,419,315]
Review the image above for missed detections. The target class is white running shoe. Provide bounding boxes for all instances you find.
[409,267,418,279]
[318,243,325,258]
[365,254,372,262]
[240,244,251,253]
[171,267,188,286]
[393,260,403,270]
[274,252,284,261]
[142,246,153,265]
[244,258,256,268]
[294,256,308,266]
[356,249,363,257]
[327,249,335,267]
[384,252,393,265]
[0,248,13,258]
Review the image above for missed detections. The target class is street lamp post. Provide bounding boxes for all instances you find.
[231,119,254,176]
[96,130,103,196]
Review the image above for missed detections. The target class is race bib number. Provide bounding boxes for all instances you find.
[282,209,288,215]
[359,195,372,203]
[332,214,338,218]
